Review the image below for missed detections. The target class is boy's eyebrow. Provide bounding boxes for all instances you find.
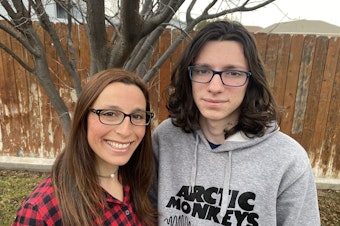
[193,63,247,70]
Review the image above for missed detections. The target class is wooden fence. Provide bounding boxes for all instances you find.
[0,25,339,181]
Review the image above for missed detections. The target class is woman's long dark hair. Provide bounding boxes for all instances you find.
[166,20,278,138]
[52,68,157,225]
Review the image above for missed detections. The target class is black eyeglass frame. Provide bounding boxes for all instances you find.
[188,66,252,87]
[89,108,154,126]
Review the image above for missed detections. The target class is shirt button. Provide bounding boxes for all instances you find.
[125,210,130,215]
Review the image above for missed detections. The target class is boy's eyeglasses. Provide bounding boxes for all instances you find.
[188,66,251,87]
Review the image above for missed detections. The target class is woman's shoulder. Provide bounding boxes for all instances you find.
[22,176,56,207]
[13,176,62,225]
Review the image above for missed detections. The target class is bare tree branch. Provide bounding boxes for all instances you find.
[141,0,184,37]
[0,22,40,56]
[32,0,82,95]
[143,23,195,82]
[0,41,34,73]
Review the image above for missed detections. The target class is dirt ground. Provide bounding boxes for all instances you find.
[0,170,339,225]
[318,189,340,225]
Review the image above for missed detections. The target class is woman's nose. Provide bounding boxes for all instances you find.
[115,117,132,136]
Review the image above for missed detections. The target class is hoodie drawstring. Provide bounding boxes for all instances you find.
[190,134,200,192]
[190,133,233,222]
[218,150,232,221]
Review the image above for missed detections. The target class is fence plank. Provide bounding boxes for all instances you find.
[27,24,45,158]
[302,36,328,168]
[264,34,280,91]
[43,23,58,158]
[314,37,339,176]
[327,39,340,176]
[158,30,172,122]
[254,32,268,61]
[13,36,31,158]
[0,31,7,155]
[1,30,20,156]
[273,34,291,116]
[291,35,316,141]
[280,34,304,137]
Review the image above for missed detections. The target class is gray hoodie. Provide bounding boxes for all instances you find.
[151,118,320,226]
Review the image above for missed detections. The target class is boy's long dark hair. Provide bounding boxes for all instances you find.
[166,20,278,138]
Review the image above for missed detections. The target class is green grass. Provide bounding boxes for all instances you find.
[0,170,49,225]
[1,170,340,226]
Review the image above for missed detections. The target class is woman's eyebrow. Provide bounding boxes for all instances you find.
[100,105,147,112]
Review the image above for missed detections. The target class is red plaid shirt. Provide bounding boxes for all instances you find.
[12,176,144,225]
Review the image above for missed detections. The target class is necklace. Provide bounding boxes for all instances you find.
[98,169,118,179]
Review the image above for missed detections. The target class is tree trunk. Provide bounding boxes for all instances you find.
[34,54,71,137]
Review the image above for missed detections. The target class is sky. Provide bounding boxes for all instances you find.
[239,0,340,28]
[178,0,340,28]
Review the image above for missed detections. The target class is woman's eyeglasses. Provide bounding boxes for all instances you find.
[89,109,154,126]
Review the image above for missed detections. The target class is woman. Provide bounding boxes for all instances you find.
[150,21,320,225]
[13,68,157,225]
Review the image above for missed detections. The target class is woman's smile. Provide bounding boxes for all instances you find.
[105,139,131,150]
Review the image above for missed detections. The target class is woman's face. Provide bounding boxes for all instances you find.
[192,40,249,127]
[87,82,147,172]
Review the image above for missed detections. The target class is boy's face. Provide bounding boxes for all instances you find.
[191,40,249,128]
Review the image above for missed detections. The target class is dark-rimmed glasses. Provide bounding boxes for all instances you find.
[188,66,251,87]
[89,109,154,126]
